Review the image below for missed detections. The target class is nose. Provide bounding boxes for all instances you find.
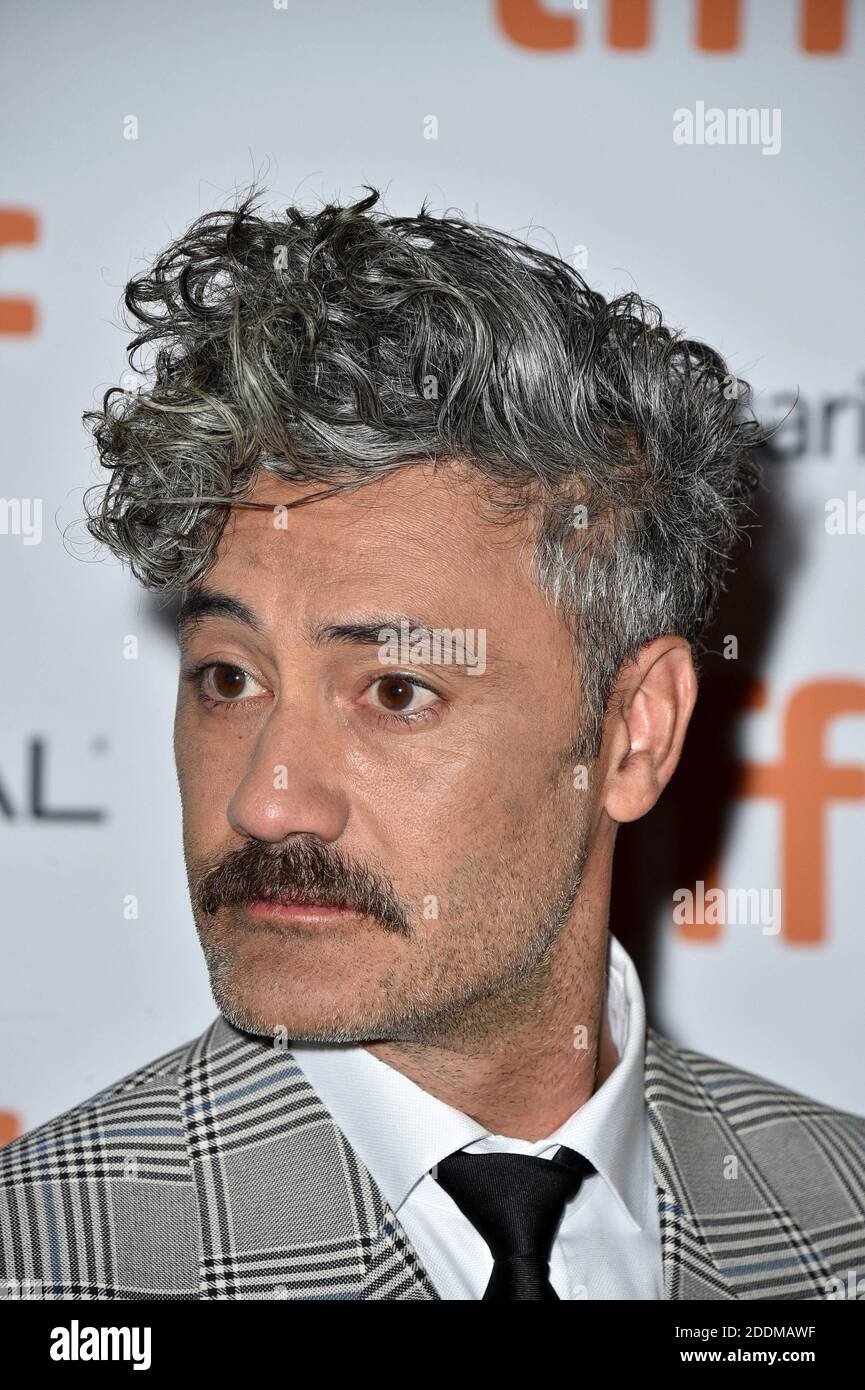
[226,703,350,845]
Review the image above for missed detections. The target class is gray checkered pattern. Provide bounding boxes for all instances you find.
[2,1014,864,1299]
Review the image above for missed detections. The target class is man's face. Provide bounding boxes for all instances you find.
[174,464,604,1044]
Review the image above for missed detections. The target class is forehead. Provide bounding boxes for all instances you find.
[201,463,553,631]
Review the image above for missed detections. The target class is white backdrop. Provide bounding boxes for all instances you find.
[1,0,863,1143]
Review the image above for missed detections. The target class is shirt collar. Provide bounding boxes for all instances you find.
[290,931,650,1230]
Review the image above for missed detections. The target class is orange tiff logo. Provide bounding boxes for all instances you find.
[0,209,38,335]
[0,1113,19,1147]
[678,679,865,945]
[496,0,848,53]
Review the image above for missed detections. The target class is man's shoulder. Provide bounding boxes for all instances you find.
[0,1032,210,1298]
[646,1025,865,1174]
[646,1028,865,1297]
[0,1034,198,1184]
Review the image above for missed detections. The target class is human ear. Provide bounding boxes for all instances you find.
[602,638,698,824]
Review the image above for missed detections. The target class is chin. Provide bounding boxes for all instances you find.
[208,969,388,1044]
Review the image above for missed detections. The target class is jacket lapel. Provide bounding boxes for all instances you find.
[645,1027,831,1300]
[645,1028,739,1299]
[180,1015,437,1299]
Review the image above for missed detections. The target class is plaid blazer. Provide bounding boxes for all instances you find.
[2,1013,864,1300]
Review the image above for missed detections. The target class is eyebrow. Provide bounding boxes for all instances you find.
[176,588,450,655]
[176,589,264,647]
[313,617,444,648]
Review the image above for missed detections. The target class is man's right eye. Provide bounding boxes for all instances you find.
[184,661,269,710]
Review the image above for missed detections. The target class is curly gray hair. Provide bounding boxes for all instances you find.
[82,184,763,759]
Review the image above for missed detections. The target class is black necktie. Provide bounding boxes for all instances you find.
[433,1144,594,1299]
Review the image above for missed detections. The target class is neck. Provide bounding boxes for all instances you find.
[364,916,618,1142]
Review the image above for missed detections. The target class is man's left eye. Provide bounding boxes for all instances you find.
[365,675,439,715]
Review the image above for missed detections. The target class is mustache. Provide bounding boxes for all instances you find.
[189,836,413,936]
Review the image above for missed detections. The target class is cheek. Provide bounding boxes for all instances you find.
[375,733,569,871]
[174,712,243,828]
[174,714,205,801]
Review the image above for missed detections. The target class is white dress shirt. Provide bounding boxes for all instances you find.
[291,932,664,1299]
